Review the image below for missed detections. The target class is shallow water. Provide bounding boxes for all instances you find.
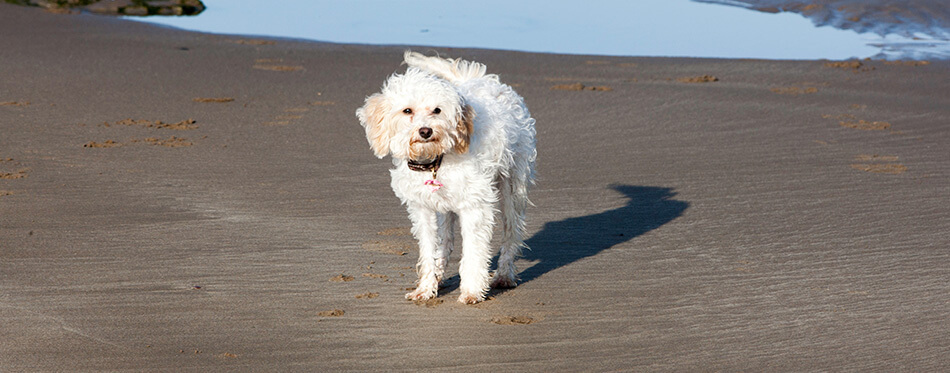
[128,0,949,60]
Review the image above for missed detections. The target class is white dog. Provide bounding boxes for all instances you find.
[356,51,537,304]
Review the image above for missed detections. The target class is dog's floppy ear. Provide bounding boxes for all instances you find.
[356,93,393,158]
[454,104,475,154]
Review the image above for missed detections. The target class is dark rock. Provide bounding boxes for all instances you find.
[8,0,205,16]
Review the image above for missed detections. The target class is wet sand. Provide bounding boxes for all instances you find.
[1,4,949,370]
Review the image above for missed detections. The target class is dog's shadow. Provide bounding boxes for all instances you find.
[441,185,688,294]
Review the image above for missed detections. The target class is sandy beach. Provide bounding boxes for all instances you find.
[1,4,949,370]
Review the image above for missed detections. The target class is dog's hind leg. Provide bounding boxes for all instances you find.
[405,205,441,301]
[491,175,528,289]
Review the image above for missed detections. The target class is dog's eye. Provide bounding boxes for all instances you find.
[402,108,412,115]
[432,108,441,114]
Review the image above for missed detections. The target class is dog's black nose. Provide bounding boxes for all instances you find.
[419,127,433,139]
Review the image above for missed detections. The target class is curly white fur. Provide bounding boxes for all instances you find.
[356,51,537,304]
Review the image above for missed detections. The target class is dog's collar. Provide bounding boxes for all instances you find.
[407,154,443,173]
[408,155,445,192]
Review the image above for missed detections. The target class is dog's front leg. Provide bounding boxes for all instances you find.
[435,212,456,284]
[457,204,495,304]
[406,204,440,301]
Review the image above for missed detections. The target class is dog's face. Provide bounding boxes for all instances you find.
[357,68,474,162]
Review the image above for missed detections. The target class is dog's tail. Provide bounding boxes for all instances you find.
[404,51,488,84]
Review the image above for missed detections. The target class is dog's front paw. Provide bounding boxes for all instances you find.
[405,287,437,301]
[457,291,485,304]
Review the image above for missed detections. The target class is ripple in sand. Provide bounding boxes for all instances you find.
[850,163,907,174]
[83,140,121,148]
[551,83,613,91]
[318,309,345,317]
[839,120,891,131]
[329,274,355,282]
[771,86,818,95]
[490,316,535,325]
[355,292,379,299]
[0,169,29,179]
[253,64,303,72]
[193,97,235,103]
[677,75,719,83]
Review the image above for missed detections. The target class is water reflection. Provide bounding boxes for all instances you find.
[697,0,950,59]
